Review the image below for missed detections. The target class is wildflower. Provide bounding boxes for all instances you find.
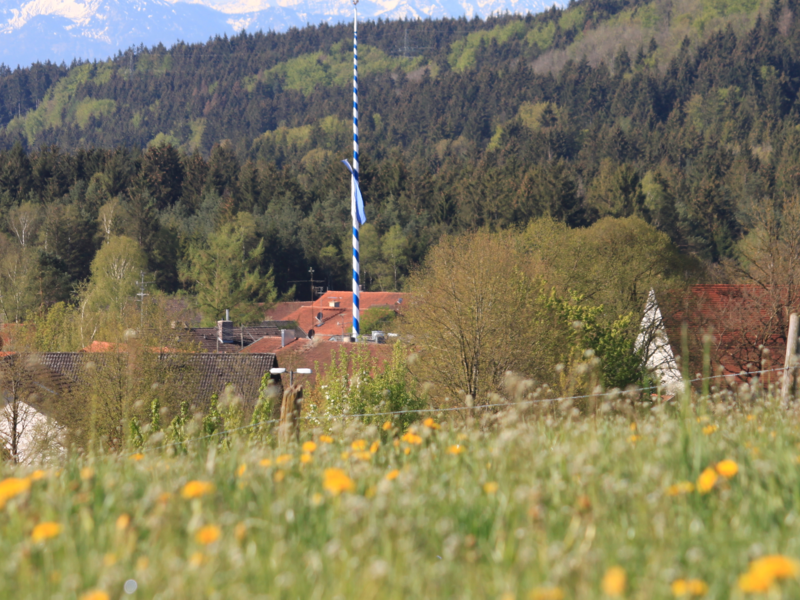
[403,447,411,455]
[715,459,738,479]
[630,422,637,431]
[300,453,313,464]
[382,421,392,431]
[103,553,117,566]
[737,555,800,593]
[195,525,221,545]
[311,493,324,506]
[702,424,718,435]
[323,468,355,495]
[129,453,144,461]
[370,440,380,453]
[116,514,130,531]
[529,587,564,600]
[79,591,110,600]
[423,418,440,430]
[628,435,641,444]
[136,557,149,571]
[602,566,626,596]
[747,414,756,421]
[189,552,205,567]
[80,467,94,480]
[29,470,47,481]
[351,439,367,451]
[401,431,422,445]
[259,458,272,467]
[181,481,215,499]
[697,468,718,494]
[484,482,499,495]
[738,569,772,593]
[0,477,31,508]
[274,470,285,483]
[386,469,400,481]
[447,444,464,455]
[236,464,247,477]
[353,451,372,461]
[320,435,334,444]
[671,579,708,596]
[667,481,695,496]
[157,492,172,504]
[275,454,292,465]
[302,441,317,453]
[341,452,351,460]
[235,522,247,542]
[31,522,62,542]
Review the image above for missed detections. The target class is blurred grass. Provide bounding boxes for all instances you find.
[2,396,800,599]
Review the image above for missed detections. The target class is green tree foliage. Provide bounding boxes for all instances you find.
[86,235,147,313]
[181,216,277,324]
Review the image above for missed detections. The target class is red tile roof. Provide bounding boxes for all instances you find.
[264,301,311,321]
[240,336,300,354]
[660,285,791,382]
[281,291,408,338]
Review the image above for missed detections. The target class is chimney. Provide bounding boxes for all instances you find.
[280,329,296,348]
[217,317,233,344]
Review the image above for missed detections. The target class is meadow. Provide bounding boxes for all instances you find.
[1,390,800,599]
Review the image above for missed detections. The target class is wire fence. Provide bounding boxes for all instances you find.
[140,365,792,454]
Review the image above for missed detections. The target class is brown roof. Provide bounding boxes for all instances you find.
[660,285,791,382]
[240,336,300,354]
[271,339,395,387]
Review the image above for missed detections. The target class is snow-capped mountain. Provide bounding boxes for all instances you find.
[0,0,563,67]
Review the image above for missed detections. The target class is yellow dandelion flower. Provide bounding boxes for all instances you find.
[300,453,313,464]
[189,552,205,567]
[628,434,641,443]
[382,421,392,431]
[401,432,422,445]
[529,586,564,600]
[672,579,708,596]
[302,441,317,453]
[103,553,117,566]
[353,451,372,461]
[484,482,499,494]
[715,459,738,479]
[259,458,272,467]
[697,468,718,494]
[29,470,47,481]
[630,422,637,431]
[750,555,800,580]
[738,569,773,593]
[702,424,718,435]
[370,440,380,453]
[747,414,756,421]
[423,418,440,430]
[31,522,62,542]
[236,464,247,477]
[323,468,355,495]
[235,522,247,542]
[129,453,144,461]
[351,439,367,451]
[320,435,334,444]
[275,454,292,465]
[447,444,465,455]
[667,481,695,496]
[79,590,110,600]
[311,493,324,506]
[403,447,411,455]
[340,451,351,460]
[181,480,215,499]
[0,477,31,508]
[602,566,626,597]
[274,470,285,483]
[386,469,400,481]
[80,467,94,480]
[195,525,221,545]
[115,514,130,531]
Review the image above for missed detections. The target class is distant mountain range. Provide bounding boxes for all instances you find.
[0,0,563,67]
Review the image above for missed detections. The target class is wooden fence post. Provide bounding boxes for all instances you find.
[278,384,303,445]
[781,313,799,403]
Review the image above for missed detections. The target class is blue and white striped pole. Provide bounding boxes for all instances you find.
[351,0,360,341]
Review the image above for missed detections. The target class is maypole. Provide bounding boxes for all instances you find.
[342,0,366,341]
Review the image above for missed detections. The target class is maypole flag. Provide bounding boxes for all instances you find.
[341,160,367,225]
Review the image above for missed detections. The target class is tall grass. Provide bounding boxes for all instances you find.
[1,389,800,599]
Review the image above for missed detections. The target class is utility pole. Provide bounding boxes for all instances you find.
[782,313,799,402]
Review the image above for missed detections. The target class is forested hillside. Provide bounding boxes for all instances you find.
[0,0,796,324]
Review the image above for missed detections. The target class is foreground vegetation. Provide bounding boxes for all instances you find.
[2,385,800,599]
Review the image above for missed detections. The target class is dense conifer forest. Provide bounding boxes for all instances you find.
[0,0,796,321]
